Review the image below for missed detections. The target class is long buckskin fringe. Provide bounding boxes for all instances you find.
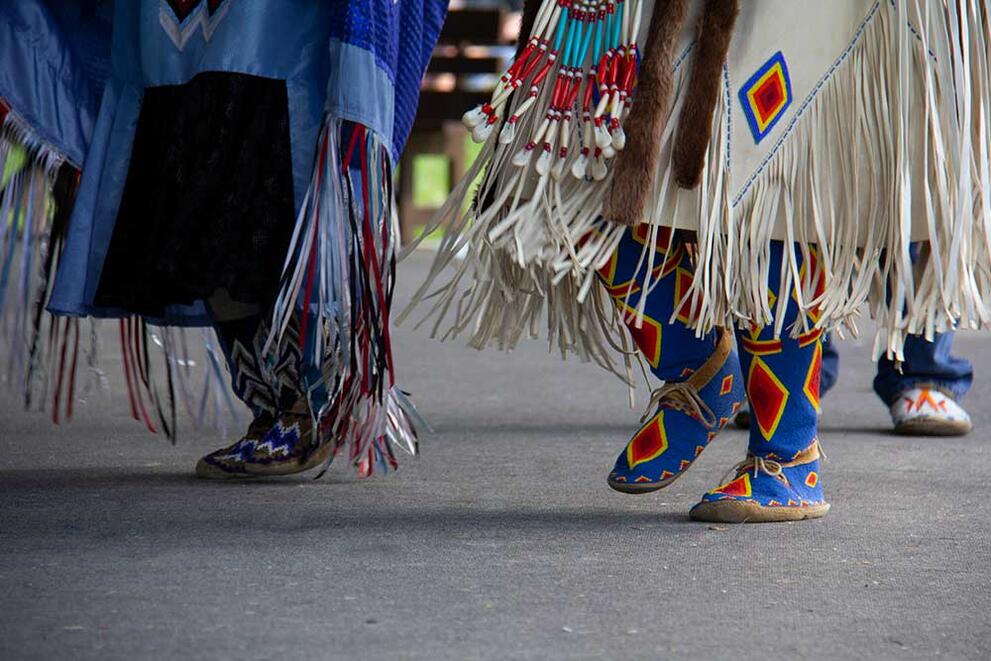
[404,0,991,366]
[0,100,239,439]
[267,118,422,478]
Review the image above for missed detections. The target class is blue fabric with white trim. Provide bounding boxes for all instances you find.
[0,0,445,325]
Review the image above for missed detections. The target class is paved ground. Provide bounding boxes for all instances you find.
[1,252,990,660]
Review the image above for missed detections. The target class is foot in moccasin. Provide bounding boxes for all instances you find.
[890,385,972,437]
[195,404,333,479]
[608,330,746,493]
[689,441,829,523]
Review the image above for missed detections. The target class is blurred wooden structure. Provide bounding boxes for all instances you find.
[398,4,511,243]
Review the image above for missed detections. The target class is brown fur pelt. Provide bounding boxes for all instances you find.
[604,0,691,226]
[673,0,740,189]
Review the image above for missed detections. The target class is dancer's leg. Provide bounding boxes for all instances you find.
[196,293,327,478]
[692,241,828,522]
[602,226,745,492]
[875,242,973,436]
[875,331,973,435]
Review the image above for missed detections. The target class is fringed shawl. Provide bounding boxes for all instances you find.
[406,0,991,366]
[0,0,445,473]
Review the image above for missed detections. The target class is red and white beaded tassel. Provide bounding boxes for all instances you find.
[464,0,643,186]
[463,0,564,143]
[456,0,645,270]
[400,0,647,371]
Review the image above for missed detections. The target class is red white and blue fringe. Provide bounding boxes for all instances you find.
[2,102,419,475]
[0,99,239,440]
[267,118,423,477]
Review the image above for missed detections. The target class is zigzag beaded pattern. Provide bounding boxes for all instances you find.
[165,0,228,22]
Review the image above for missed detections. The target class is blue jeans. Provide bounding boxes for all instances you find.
[820,332,973,405]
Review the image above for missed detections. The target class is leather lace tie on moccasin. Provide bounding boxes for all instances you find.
[608,329,746,493]
[690,441,830,523]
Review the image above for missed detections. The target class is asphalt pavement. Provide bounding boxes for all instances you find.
[1,252,989,660]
